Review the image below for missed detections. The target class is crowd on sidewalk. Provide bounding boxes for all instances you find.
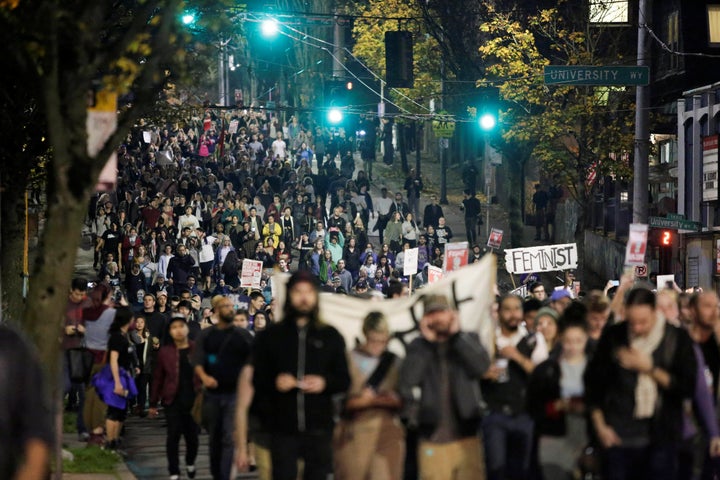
[6,109,711,480]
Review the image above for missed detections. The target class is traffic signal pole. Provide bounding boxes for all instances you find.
[632,0,650,224]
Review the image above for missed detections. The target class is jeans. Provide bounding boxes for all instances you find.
[134,373,149,411]
[63,353,87,433]
[202,392,237,480]
[605,443,677,480]
[465,216,478,245]
[482,411,534,480]
[271,431,333,480]
[165,403,199,476]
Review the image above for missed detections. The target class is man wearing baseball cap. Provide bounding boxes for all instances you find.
[399,293,491,479]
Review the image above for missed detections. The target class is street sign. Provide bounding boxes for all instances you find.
[544,65,650,86]
[432,118,456,138]
[648,216,701,232]
[635,264,648,278]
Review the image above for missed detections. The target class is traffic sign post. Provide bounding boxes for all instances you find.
[544,65,650,86]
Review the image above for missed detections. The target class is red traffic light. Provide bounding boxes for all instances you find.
[660,230,672,246]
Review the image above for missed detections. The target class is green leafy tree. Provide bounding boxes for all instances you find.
[0,0,235,388]
[478,3,635,263]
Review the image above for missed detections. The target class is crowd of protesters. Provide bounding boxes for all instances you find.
[48,108,720,480]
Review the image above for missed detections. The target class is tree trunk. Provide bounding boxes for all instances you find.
[23,196,86,372]
[1,191,28,324]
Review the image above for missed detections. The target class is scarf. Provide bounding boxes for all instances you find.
[631,314,665,419]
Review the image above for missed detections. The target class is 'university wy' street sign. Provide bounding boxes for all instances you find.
[544,65,650,86]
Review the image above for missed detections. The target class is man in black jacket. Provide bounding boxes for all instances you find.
[461,189,482,245]
[166,244,195,293]
[398,293,491,479]
[251,270,351,480]
[584,287,696,480]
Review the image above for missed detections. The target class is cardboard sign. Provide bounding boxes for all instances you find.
[487,228,503,249]
[510,284,528,298]
[656,274,675,291]
[404,247,419,276]
[229,119,239,134]
[427,265,443,284]
[443,242,469,273]
[504,243,578,274]
[240,259,264,289]
[625,223,649,266]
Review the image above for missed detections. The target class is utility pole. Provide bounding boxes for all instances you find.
[332,11,344,79]
[632,0,650,223]
[218,39,226,106]
[439,54,448,205]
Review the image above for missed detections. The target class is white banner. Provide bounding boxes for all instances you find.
[273,254,497,356]
[504,243,578,274]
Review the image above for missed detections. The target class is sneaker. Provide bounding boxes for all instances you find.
[169,476,180,480]
[187,465,196,479]
[105,440,127,459]
[78,432,90,442]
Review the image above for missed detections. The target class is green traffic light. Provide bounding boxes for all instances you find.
[479,113,497,131]
[328,108,343,124]
[261,19,279,37]
[182,13,195,25]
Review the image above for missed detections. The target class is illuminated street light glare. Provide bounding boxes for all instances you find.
[479,113,497,131]
[182,13,195,25]
[328,108,343,124]
[261,19,279,37]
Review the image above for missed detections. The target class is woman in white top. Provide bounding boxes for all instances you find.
[401,212,421,248]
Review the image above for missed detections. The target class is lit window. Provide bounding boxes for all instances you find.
[709,5,720,45]
[590,0,629,24]
[620,191,629,202]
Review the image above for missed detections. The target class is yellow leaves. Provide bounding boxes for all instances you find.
[104,56,139,93]
[128,33,152,57]
[0,0,19,9]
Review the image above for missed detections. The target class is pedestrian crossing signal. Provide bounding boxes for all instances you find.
[661,230,672,246]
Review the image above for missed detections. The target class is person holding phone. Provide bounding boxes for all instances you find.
[334,312,404,479]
